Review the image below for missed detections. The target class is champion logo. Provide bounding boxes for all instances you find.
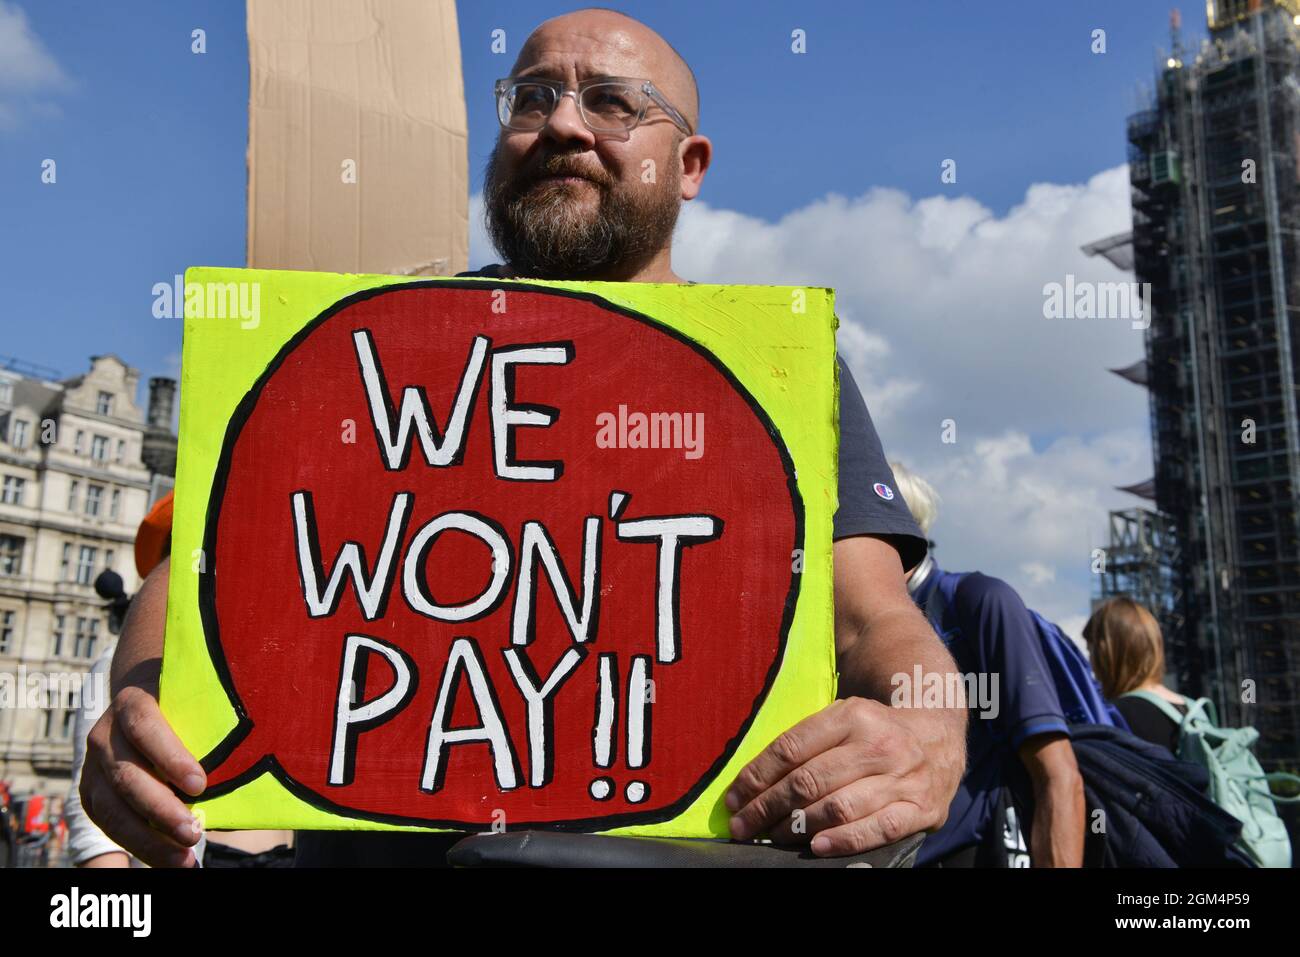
[873,482,895,501]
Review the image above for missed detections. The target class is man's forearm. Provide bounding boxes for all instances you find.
[836,605,968,789]
[1029,772,1085,867]
[79,851,130,868]
[1018,735,1084,867]
[110,557,170,695]
[837,605,958,702]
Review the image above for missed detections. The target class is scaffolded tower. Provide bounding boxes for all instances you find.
[1126,1,1300,771]
[1094,508,1186,658]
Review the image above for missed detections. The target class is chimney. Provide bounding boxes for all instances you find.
[147,377,177,432]
[141,377,179,478]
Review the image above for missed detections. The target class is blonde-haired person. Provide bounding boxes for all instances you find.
[1083,598,1186,754]
[891,462,941,541]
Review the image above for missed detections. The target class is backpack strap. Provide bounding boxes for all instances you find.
[1262,773,1300,805]
[1179,696,1217,727]
[1120,689,1190,728]
[1122,694,1300,805]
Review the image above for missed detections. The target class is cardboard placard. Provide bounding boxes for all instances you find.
[161,267,839,835]
[246,0,468,276]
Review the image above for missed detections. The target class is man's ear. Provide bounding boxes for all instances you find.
[679,134,712,201]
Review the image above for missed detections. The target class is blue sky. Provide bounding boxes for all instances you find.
[0,0,1203,385]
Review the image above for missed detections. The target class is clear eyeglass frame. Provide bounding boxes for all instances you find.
[494,75,694,136]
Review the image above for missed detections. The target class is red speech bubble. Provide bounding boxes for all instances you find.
[195,282,802,829]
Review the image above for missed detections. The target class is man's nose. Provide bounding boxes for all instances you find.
[540,92,596,147]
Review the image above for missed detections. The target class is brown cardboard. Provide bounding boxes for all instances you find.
[246,0,468,276]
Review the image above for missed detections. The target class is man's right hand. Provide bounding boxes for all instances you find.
[80,557,207,868]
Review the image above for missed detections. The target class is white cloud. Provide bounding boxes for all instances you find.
[0,1,70,130]
[469,167,1152,633]
[1020,561,1057,588]
[673,166,1143,439]
[914,426,1150,629]
[671,165,1152,631]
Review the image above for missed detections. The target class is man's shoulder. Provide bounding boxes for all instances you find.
[951,571,1030,618]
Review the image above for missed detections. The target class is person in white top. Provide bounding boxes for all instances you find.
[67,642,206,866]
[66,644,131,866]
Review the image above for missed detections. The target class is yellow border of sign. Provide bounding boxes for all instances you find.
[162,266,839,836]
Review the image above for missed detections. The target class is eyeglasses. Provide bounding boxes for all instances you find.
[495,75,694,136]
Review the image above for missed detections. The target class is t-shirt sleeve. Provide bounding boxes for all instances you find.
[834,357,927,570]
[953,573,1069,749]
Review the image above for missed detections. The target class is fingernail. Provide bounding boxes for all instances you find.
[811,835,831,855]
[724,789,740,811]
[173,815,201,844]
[729,815,749,839]
[182,772,205,795]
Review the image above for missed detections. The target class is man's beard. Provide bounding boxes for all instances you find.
[484,145,682,280]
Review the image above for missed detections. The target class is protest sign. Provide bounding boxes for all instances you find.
[161,267,839,835]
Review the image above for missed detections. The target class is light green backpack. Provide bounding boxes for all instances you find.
[1124,691,1300,868]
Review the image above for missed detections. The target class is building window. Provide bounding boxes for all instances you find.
[115,439,126,464]
[52,614,65,657]
[96,391,114,416]
[1,475,24,506]
[85,484,104,518]
[0,535,23,576]
[43,692,76,740]
[0,381,11,404]
[0,609,14,653]
[74,616,99,659]
[11,419,29,450]
[75,430,86,455]
[76,545,97,586]
[60,542,72,580]
[110,488,122,520]
[104,549,115,574]
[67,480,79,512]
[91,435,109,462]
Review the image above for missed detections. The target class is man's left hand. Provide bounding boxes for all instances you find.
[725,697,959,856]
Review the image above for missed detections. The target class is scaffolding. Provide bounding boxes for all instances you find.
[1208,0,1300,32]
[1095,508,1190,687]
[1127,2,1300,770]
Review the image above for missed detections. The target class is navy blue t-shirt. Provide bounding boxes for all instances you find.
[911,569,1070,865]
[832,359,926,566]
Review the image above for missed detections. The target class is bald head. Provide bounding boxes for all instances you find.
[485,7,712,282]
[512,7,699,132]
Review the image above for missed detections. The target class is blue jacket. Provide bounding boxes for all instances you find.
[1061,725,1252,867]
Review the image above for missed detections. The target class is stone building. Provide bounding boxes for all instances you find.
[0,355,176,823]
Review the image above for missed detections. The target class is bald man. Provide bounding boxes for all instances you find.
[81,9,966,866]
